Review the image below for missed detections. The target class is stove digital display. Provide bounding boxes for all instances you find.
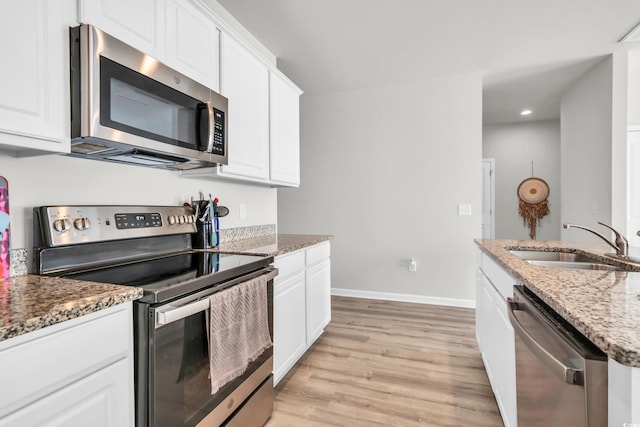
[115,212,162,229]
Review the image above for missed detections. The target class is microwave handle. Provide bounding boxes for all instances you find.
[205,101,215,153]
[196,102,215,153]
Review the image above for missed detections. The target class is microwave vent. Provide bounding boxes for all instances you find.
[105,150,188,166]
[71,141,115,155]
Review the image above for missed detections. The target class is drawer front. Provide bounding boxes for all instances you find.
[305,241,330,266]
[480,253,516,301]
[274,250,305,281]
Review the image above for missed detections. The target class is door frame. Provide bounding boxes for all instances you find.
[482,158,495,239]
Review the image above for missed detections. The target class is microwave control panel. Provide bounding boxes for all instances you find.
[211,109,225,155]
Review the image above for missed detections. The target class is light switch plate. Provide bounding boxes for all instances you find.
[458,204,472,216]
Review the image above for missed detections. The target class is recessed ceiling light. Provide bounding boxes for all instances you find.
[520,109,532,116]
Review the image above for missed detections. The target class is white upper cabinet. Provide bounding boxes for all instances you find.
[165,0,220,91]
[218,33,270,181]
[0,0,74,153]
[269,72,302,186]
[78,0,167,61]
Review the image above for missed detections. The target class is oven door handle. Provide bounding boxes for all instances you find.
[155,267,277,327]
[507,298,583,385]
[156,298,210,326]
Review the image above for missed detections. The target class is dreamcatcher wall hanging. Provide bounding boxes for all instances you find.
[517,170,550,239]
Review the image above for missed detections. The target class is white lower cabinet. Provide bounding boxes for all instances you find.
[273,242,331,385]
[476,252,517,427]
[305,258,331,346]
[273,270,306,384]
[0,303,135,427]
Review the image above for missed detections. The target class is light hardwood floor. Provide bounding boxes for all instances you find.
[266,296,503,427]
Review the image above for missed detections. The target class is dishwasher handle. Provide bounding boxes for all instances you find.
[507,298,583,385]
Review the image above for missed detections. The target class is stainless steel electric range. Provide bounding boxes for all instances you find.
[33,205,276,427]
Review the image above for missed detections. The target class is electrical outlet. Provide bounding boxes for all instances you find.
[408,259,417,272]
[239,204,247,219]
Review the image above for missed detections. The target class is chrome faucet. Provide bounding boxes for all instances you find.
[563,222,629,258]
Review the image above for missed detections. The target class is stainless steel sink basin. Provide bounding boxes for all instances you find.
[509,250,626,271]
[526,260,625,272]
[509,250,596,263]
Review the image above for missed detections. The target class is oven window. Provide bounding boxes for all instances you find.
[99,56,202,150]
[154,314,212,426]
[152,311,273,427]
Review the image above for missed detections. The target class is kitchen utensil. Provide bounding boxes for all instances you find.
[215,206,229,217]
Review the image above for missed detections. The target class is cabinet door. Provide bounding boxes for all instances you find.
[273,271,306,385]
[479,272,517,427]
[305,258,331,345]
[475,269,483,352]
[0,0,73,153]
[166,0,220,91]
[79,0,166,60]
[219,33,270,180]
[0,359,133,427]
[269,72,301,186]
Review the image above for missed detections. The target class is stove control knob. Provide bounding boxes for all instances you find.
[168,215,177,225]
[73,217,91,231]
[187,215,195,223]
[53,219,71,233]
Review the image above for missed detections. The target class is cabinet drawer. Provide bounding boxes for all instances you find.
[274,250,305,281]
[306,241,330,266]
[480,253,516,301]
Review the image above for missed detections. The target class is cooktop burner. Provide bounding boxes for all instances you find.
[60,251,273,304]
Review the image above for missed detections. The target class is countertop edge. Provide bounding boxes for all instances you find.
[0,277,143,342]
[215,233,333,257]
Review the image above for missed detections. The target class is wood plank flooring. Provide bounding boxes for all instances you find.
[265,296,503,427]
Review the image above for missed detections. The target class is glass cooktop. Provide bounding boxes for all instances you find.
[61,251,273,304]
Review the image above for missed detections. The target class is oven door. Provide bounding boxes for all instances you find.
[135,268,275,427]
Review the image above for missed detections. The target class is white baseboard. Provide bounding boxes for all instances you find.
[331,288,476,309]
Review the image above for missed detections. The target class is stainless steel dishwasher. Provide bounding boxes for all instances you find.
[507,285,608,427]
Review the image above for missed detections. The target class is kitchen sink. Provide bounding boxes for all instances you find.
[509,250,597,263]
[509,250,626,272]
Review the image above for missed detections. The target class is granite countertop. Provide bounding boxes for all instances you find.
[214,233,332,256]
[0,275,142,342]
[476,239,640,367]
[0,233,327,344]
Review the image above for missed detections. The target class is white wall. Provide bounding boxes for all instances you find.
[278,72,482,303]
[0,150,276,251]
[560,57,613,242]
[483,120,561,240]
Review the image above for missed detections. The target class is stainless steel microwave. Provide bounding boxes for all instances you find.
[69,24,228,170]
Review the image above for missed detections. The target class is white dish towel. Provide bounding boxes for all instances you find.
[208,275,272,395]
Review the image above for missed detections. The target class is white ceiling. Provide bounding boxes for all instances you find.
[216,0,640,124]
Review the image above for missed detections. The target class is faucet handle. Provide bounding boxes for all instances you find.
[598,222,629,256]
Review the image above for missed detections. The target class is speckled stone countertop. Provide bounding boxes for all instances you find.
[211,233,332,257]
[476,239,640,367]
[0,275,142,342]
